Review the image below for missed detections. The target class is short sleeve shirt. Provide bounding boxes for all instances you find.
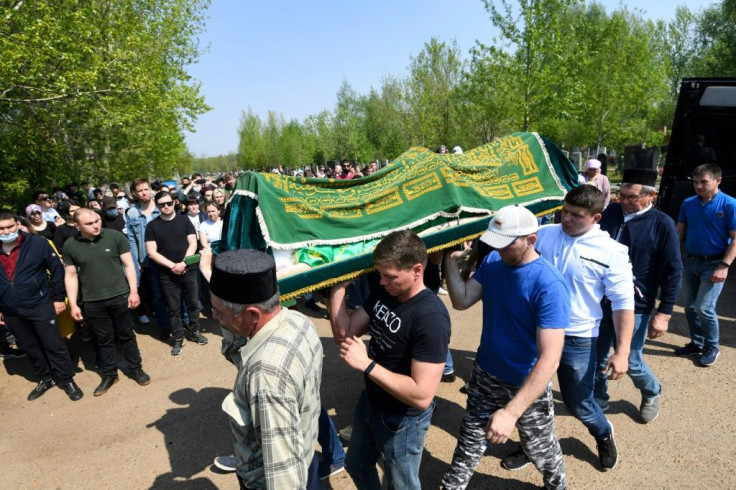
[144,215,195,263]
[63,229,130,302]
[363,288,450,415]
[678,191,736,256]
[473,253,570,387]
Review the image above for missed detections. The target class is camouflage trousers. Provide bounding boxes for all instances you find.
[441,362,566,490]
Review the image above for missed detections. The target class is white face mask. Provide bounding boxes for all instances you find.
[0,230,19,243]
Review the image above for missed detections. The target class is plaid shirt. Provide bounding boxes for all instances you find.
[222,308,322,489]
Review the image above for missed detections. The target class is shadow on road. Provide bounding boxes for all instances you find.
[146,386,232,489]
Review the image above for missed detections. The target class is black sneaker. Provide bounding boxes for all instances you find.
[131,368,151,386]
[171,338,184,356]
[674,342,702,357]
[441,371,457,383]
[501,447,532,471]
[596,421,618,471]
[187,331,208,345]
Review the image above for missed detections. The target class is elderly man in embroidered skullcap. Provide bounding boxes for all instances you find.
[211,249,323,490]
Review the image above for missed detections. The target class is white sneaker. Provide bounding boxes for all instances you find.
[214,455,237,472]
[437,287,448,295]
[138,315,150,324]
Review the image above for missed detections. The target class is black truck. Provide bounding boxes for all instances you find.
[658,78,736,220]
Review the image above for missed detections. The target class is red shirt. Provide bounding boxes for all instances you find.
[0,233,23,281]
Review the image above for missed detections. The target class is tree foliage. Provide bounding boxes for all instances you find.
[0,0,210,206]
[229,0,736,172]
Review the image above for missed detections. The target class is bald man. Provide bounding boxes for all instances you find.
[64,208,150,396]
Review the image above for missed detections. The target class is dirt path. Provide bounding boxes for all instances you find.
[2,278,735,489]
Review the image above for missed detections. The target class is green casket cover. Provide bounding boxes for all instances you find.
[221,132,578,300]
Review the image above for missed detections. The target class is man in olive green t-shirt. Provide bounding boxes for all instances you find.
[64,209,151,396]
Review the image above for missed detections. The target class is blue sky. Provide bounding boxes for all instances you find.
[185,0,717,157]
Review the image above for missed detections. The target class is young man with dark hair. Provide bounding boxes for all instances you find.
[145,191,208,355]
[329,230,450,489]
[126,177,170,332]
[64,209,150,396]
[675,163,736,366]
[503,185,634,472]
[32,189,64,225]
[0,209,82,401]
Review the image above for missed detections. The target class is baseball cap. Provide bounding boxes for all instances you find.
[25,204,43,217]
[479,205,538,249]
[586,158,602,169]
[102,196,118,210]
[452,146,463,154]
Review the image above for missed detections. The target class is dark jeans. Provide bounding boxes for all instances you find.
[319,406,346,468]
[137,262,171,329]
[4,301,75,383]
[83,294,142,377]
[159,267,200,340]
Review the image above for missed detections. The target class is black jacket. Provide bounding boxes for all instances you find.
[0,232,66,315]
[599,203,683,314]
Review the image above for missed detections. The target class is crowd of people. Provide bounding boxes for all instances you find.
[1,160,734,489]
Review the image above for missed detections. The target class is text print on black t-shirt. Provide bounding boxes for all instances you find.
[369,300,401,356]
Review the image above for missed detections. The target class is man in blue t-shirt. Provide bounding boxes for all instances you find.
[441,205,569,490]
[676,163,736,366]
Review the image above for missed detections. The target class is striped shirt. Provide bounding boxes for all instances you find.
[222,308,322,489]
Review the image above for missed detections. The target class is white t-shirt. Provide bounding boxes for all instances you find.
[199,219,223,244]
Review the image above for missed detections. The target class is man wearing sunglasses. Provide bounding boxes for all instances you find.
[145,191,208,356]
[32,190,64,225]
[595,168,682,423]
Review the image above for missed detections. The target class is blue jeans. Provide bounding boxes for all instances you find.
[444,349,454,375]
[595,310,661,402]
[682,257,724,349]
[318,406,345,467]
[557,336,610,438]
[345,391,434,490]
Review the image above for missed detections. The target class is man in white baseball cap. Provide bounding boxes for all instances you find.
[479,204,539,250]
[441,204,569,489]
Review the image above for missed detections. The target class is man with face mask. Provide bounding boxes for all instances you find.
[101,196,125,233]
[0,209,83,401]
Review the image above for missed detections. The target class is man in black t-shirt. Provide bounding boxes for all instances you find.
[145,191,208,355]
[329,230,450,489]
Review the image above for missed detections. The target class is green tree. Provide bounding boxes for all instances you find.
[406,37,463,147]
[237,108,266,170]
[364,75,410,159]
[332,80,373,163]
[0,0,210,205]
[303,110,334,165]
[694,0,736,76]
[564,5,669,149]
[479,0,580,132]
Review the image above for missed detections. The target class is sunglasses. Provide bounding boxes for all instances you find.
[157,201,174,208]
[31,211,42,215]
[38,196,50,201]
